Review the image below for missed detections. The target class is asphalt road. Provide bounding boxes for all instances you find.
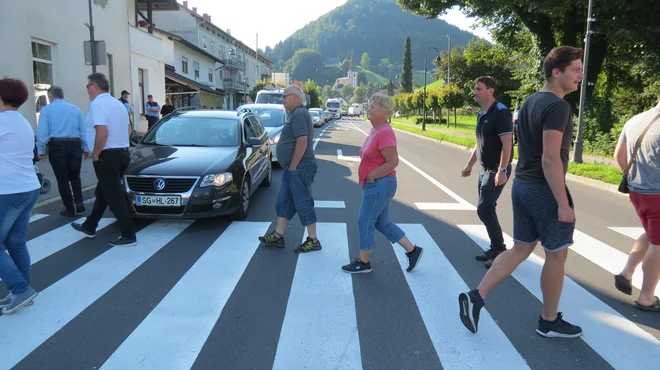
[1,117,658,370]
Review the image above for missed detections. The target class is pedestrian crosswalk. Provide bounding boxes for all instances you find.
[1,215,658,369]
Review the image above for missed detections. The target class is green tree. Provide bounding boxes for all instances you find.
[302,79,321,108]
[352,83,368,104]
[341,85,355,101]
[285,49,326,85]
[358,72,369,86]
[438,84,465,126]
[401,36,414,93]
[340,59,352,74]
[361,52,371,69]
[426,91,441,123]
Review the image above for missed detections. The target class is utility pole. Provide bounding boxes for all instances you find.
[446,34,451,127]
[87,0,97,73]
[572,0,595,163]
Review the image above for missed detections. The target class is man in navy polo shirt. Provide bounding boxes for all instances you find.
[461,76,513,268]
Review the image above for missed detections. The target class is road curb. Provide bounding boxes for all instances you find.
[33,184,97,214]
[392,127,627,198]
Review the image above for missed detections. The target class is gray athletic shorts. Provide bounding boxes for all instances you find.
[511,181,575,251]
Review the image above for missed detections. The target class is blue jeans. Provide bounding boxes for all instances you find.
[276,159,317,226]
[0,189,39,295]
[358,176,405,250]
[477,166,511,249]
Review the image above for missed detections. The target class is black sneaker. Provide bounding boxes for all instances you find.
[406,246,423,272]
[293,237,322,253]
[484,248,506,269]
[536,312,583,338]
[76,203,86,213]
[459,289,484,334]
[475,248,496,262]
[71,222,95,238]
[342,258,372,274]
[109,236,137,247]
[259,231,285,248]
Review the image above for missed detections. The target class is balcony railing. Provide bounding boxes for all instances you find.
[223,78,245,90]
[224,57,245,70]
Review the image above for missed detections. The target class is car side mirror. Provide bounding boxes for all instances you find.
[131,134,143,145]
[248,137,261,147]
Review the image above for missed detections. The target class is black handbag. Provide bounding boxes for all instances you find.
[618,113,660,194]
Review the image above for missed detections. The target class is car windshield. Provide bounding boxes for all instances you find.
[256,93,283,104]
[249,108,286,127]
[327,102,340,109]
[142,116,239,147]
[310,111,320,117]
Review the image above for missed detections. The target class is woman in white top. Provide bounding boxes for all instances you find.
[0,78,41,314]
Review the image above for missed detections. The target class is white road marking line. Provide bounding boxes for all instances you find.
[345,121,476,211]
[315,200,346,208]
[572,230,660,296]
[0,220,194,370]
[609,227,645,240]
[414,202,477,211]
[394,224,530,370]
[337,149,361,162]
[29,214,48,223]
[273,223,361,370]
[459,224,660,369]
[313,121,337,151]
[101,222,270,370]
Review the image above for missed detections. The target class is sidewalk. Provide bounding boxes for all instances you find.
[391,121,618,167]
[36,157,97,206]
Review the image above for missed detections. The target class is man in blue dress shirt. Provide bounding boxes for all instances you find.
[36,86,91,216]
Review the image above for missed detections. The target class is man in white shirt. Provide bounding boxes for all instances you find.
[72,73,136,246]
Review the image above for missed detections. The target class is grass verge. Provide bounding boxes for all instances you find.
[391,123,621,186]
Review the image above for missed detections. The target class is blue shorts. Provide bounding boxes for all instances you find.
[511,181,575,251]
[276,160,317,226]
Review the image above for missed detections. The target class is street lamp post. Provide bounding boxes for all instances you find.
[446,34,451,127]
[423,47,440,131]
[572,0,595,163]
[86,0,97,73]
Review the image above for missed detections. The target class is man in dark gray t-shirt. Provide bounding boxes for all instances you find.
[259,84,321,254]
[276,105,315,169]
[460,46,585,340]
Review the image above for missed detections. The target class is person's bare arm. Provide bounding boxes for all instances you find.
[495,134,513,185]
[461,148,477,177]
[542,130,574,223]
[368,147,399,181]
[93,125,108,161]
[614,136,628,172]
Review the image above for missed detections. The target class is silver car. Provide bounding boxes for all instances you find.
[237,104,287,163]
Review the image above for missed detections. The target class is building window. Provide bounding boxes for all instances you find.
[182,56,188,74]
[31,40,53,85]
[202,36,207,50]
[208,68,213,83]
[138,69,145,115]
[210,41,215,54]
[194,61,200,79]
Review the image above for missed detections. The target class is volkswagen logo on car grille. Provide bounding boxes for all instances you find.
[153,178,166,191]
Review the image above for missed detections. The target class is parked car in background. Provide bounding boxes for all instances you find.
[125,108,272,220]
[323,110,332,122]
[237,103,287,164]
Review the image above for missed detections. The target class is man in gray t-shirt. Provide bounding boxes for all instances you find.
[259,84,321,253]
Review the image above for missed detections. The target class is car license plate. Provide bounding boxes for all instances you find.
[135,195,181,207]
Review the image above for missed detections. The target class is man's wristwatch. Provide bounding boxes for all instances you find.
[498,167,507,173]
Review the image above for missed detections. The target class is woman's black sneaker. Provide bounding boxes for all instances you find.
[406,246,423,272]
[536,312,583,338]
[459,289,484,334]
[342,258,372,274]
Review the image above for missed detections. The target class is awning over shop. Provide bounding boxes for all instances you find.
[165,69,225,97]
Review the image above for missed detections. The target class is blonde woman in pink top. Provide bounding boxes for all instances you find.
[342,94,423,274]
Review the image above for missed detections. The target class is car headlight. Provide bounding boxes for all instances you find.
[269,136,280,145]
[200,173,233,187]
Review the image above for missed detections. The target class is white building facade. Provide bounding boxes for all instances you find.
[152,2,272,109]
[0,0,179,132]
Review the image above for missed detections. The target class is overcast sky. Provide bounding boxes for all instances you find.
[179,0,492,51]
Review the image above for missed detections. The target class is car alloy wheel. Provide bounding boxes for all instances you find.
[242,181,250,213]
